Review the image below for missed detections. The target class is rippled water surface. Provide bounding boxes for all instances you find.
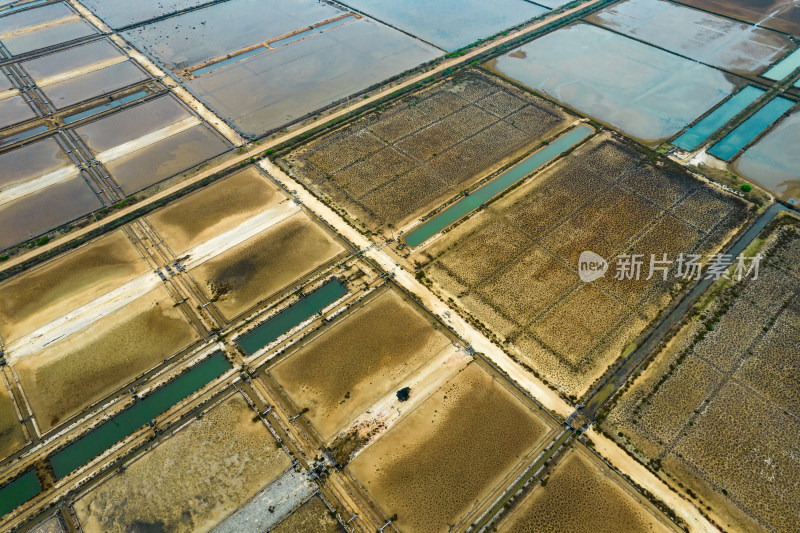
[337,0,546,50]
[491,23,735,142]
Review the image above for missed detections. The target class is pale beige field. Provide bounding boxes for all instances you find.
[350,363,556,533]
[0,382,24,460]
[14,286,198,432]
[499,446,675,532]
[74,394,291,533]
[192,211,344,320]
[270,288,451,442]
[147,166,284,254]
[272,497,343,533]
[0,230,147,344]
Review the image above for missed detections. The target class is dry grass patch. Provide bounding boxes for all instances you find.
[0,383,24,460]
[417,133,750,398]
[272,498,343,533]
[269,288,451,442]
[15,286,198,432]
[604,224,800,533]
[349,363,556,533]
[74,394,291,533]
[0,230,147,344]
[147,167,284,254]
[192,212,344,320]
[499,446,675,532]
[280,70,570,231]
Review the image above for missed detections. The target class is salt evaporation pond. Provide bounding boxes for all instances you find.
[762,48,800,81]
[122,0,439,137]
[708,96,794,161]
[21,39,148,109]
[490,23,735,142]
[676,0,800,37]
[0,94,35,129]
[0,470,40,519]
[674,86,765,151]
[122,0,346,71]
[80,0,211,29]
[186,17,440,136]
[588,0,791,74]
[335,0,547,50]
[0,136,101,249]
[73,94,229,194]
[736,110,800,204]
[0,2,97,56]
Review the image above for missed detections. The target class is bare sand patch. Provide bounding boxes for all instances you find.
[191,211,344,320]
[14,286,198,432]
[349,363,555,533]
[148,166,284,254]
[0,231,147,344]
[270,288,451,442]
[74,394,291,533]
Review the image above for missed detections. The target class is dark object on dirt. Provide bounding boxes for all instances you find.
[397,387,411,402]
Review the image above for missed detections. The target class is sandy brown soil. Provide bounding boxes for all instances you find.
[350,363,555,533]
[499,446,676,532]
[73,394,291,533]
[14,286,198,432]
[191,211,344,320]
[270,288,452,442]
[147,166,284,254]
[587,429,716,532]
[0,231,148,344]
[272,497,343,533]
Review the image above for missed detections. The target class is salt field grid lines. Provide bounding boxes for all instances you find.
[2,0,798,531]
[0,135,101,250]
